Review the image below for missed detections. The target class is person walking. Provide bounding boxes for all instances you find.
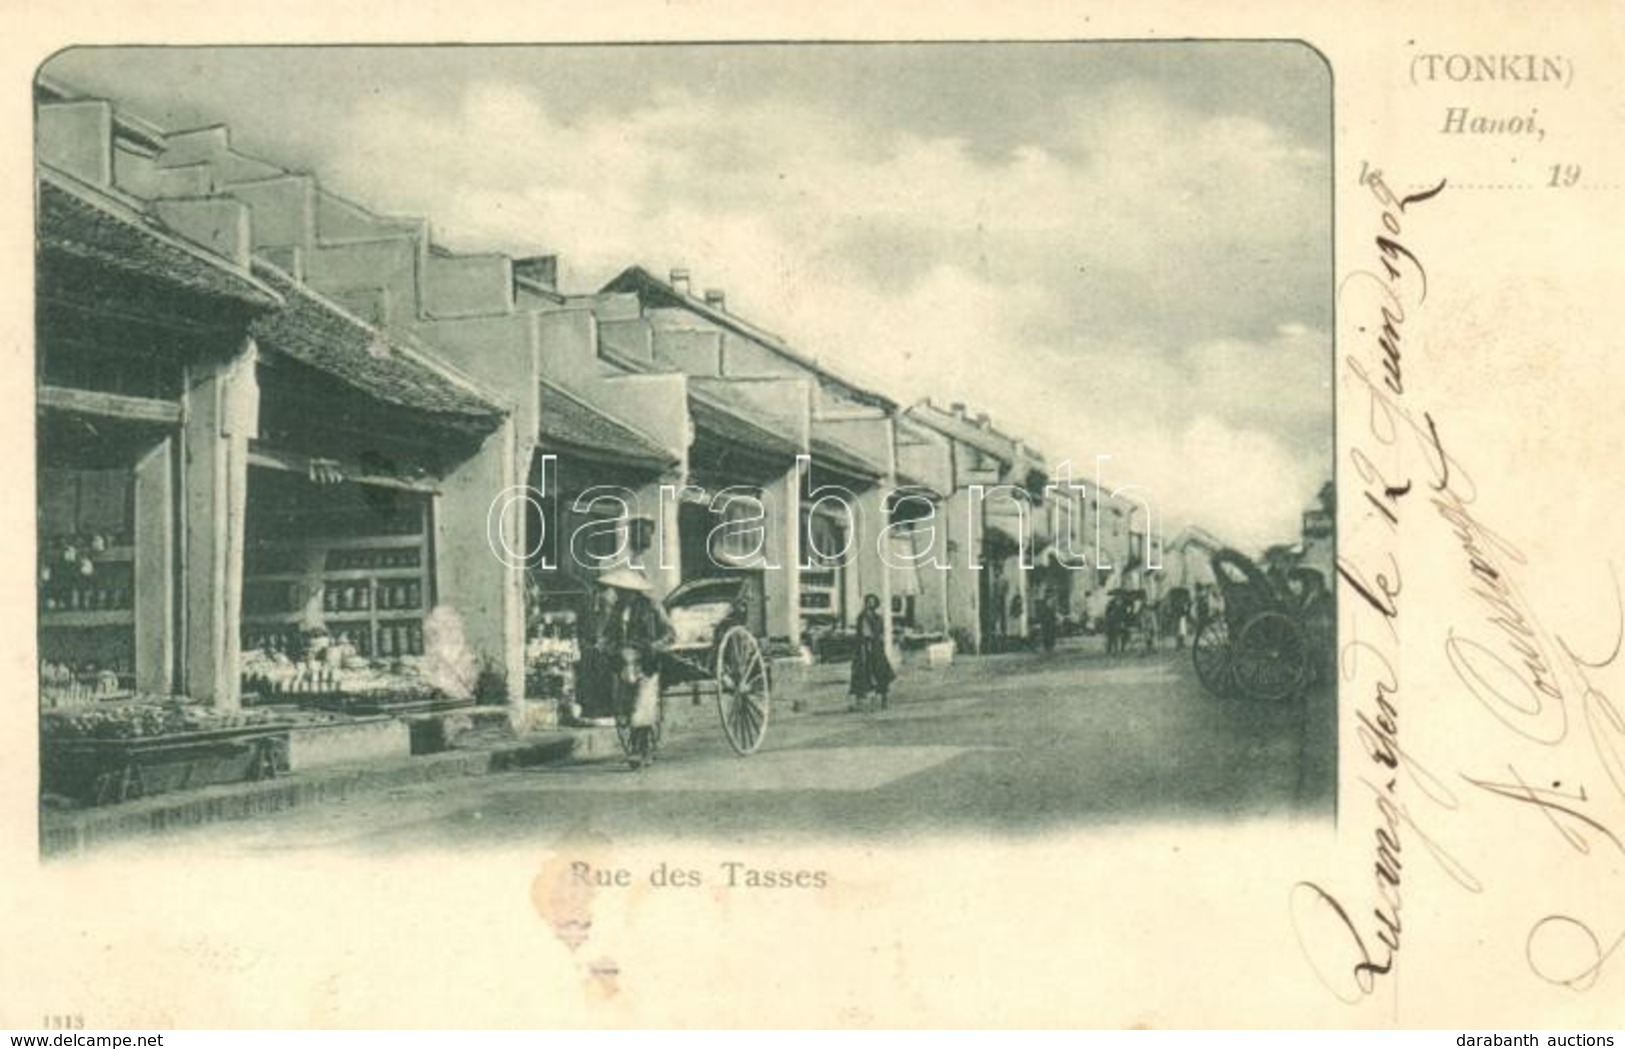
[849,592,896,712]
[595,566,675,768]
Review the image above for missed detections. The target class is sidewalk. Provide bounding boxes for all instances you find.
[37,646,1019,858]
[36,657,861,857]
[38,731,581,858]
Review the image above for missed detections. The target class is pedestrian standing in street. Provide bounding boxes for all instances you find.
[1035,587,1059,653]
[1139,595,1160,654]
[596,567,675,768]
[849,592,895,712]
[1104,590,1126,655]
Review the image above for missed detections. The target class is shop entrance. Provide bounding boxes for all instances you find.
[239,465,434,700]
[37,411,171,705]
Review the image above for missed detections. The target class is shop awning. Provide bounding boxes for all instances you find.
[249,261,505,432]
[37,167,282,311]
[539,380,677,470]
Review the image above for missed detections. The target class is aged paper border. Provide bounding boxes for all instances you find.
[4,0,1624,1029]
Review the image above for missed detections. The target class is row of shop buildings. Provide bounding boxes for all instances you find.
[34,80,1165,714]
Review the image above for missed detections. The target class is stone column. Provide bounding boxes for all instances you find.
[435,419,529,704]
[852,484,894,656]
[760,459,803,644]
[1012,552,1032,642]
[132,437,175,695]
[911,505,952,635]
[943,486,982,653]
[633,474,684,603]
[181,343,256,709]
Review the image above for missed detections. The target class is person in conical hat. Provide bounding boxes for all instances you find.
[594,566,673,767]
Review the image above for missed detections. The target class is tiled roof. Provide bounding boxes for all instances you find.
[248,261,504,429]
[904,401,1032,466]
[894,461,947,496]
[37,167,281,310]
[809,430,885,481]
[688,385,800,459]
[602,266,897,411]
[539,380,676,468]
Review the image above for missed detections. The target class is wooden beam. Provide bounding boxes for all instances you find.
[38,385,183,425]
[247,444,442,495]
[39,290,252,338]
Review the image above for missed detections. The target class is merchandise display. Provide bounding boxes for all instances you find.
[525,610,581,702]
[37,466,144,697]
[39,699,342,741]
[239,471,435,700]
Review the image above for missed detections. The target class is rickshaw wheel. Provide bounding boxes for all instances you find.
[1233,612,1310,702]
[1192,617,1236,697]
[715,625,770,755]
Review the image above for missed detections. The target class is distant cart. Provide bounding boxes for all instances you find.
[1192,549,1320,702]
[614,577,772,759]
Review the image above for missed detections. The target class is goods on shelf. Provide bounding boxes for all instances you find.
[327,547,421,571]
[241,530,430,676]
[39,660,132,707]
[38,534,135,614]
[525,610,580,701]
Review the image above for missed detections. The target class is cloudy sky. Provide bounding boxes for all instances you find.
[45,44,1332,549]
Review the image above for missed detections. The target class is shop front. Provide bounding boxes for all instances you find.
[239,262,508,712]
[36,167,280,710]
[682,389,803,645]
[883,486,949,650]
[520,380,682,719]
[800,430,892,662]
[32,164,331,806]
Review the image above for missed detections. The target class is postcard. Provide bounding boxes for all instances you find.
[1,0,1622,1031]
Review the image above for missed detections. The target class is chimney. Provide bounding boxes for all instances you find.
[513,255,559,292]
[950,402,967,419]
[669,267,691,296]
[976,412,991,429]
[703,288,726,311]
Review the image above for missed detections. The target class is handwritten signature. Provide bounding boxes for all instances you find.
[1292,163,1625,1004]
[1291,167,1446,1004]
[1431,429,1625,992]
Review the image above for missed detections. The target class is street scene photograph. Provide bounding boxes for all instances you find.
[33,42,1334,856]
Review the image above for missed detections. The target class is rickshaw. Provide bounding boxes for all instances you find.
[611,576,772,760]
[1191,549,1316,702]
